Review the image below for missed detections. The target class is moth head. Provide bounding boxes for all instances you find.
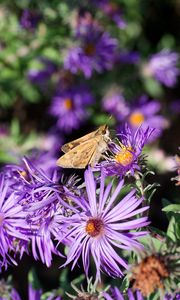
[98,125,110,142]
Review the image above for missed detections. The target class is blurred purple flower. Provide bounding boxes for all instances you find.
[73,10,97,37]
[127,96,169,141]
[29,150,58,178]
[98,125,154,177]
[165,294,180,300]
[64,25,118,78]
[50,85,94,133]
[61,167,149,280]
[0,279,21,300]
[118,51,140,64]
[28,57,57,87]
[0,175,29,270]
[36,129,64,157]
[0,125,9,137]
[20,9,41,31]
[94,0,126,29]
[144,50,179,87]
[170,100,180,114]
[28,283,42,300]
[28,283,61,300]
[102,92,130,121]
[0,280,61,300]
[102,93,167,142]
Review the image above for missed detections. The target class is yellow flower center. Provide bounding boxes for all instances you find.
[115,146,134,166]
[84,43,96,56]
[86,218,104,237]
[129,111,145,126]
[64,98,73,110]
[19,171,27,177]
[18,170,29,181]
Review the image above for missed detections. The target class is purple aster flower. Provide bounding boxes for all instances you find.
[0,175,29,270]
[126,96,169,141]
[98,125,154,177]
[102,91,130,121]
[20,9,41,31]
[28,57,57,87]
[4,145,58,179]
[103,287,144,300]
[4,157,64,207]
[61,167,149,280]
[3,157,78,267]
[64,25,118,78]
[143,50,179,87]
[104,287,180,300]
[50,85,94,133]
[15,158,77,264]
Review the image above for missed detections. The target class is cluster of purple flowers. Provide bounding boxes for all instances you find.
[103,94,168,141]
[93,0,126,29]
[64,22,118,78]
[50,85,94,133]
[20,9,41,31]
[0,125,151,281]
[144,50,179,87]
[28,57,57,88]
[97,125,154,176]
[23,3,179,137]
[3,2,178,298]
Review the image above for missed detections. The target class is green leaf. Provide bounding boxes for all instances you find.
[0,151,18,163]
[28,269,41,290]
[11,119,20,138]
[167,216,180,242]
[148,292,162,300]
[143,77,164,98]
[162,198,171,208]
[138,234,163,252]
[120,275,130,292]
[162,204,180,213]
[158,34,175,49]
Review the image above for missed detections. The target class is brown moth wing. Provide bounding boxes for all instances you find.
[57,140,97,168]
[61,130,98,153]
[89,136,108,167]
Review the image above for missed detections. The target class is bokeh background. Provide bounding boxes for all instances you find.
[0,0,179,298]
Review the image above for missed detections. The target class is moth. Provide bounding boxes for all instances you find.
[56,125,110,169]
